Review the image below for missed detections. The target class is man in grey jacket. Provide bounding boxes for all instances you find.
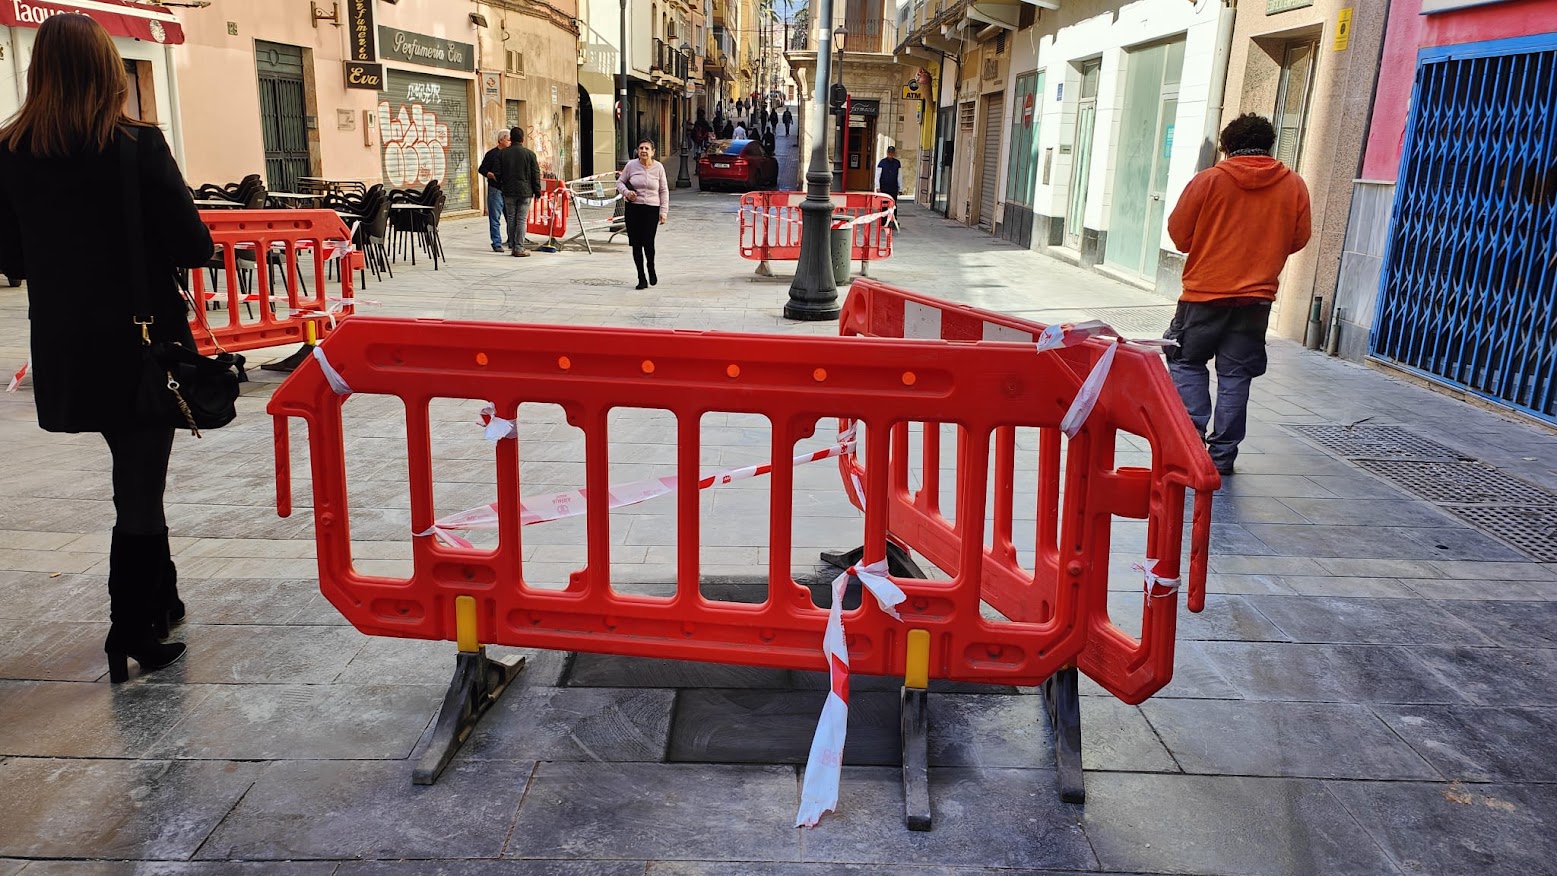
[497,126,543,257]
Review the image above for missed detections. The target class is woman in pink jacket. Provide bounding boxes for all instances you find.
[617,139,670,289]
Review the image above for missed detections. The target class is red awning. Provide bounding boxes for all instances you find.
[1,0,186,45]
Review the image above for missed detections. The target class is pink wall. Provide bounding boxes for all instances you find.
[1361,0,1557,180]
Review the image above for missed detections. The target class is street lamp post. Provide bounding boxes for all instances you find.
[832,25,846,193]
[783,0,840,321]
[676,43,693,188]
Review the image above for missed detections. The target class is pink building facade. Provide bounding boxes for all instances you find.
[1331,0,1557,428]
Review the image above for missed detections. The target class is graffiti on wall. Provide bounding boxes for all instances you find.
[378,78,471,207]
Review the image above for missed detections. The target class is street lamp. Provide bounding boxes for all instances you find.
[676,43,693,188]
[783,0,841,321]
[832,25,847,193]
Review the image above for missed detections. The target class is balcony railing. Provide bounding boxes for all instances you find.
[652,38,690,80]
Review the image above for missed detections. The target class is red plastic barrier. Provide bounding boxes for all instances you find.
[266,316,1161,687]
[526,178,568,240]
[190,209,361,356]
[738,191,894,266]
[837,279,1221,704]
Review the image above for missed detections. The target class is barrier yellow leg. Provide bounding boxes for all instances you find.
[455,595,478,653]
[901,627,931,830]
[905,628,929,690]
[304,317,318,346]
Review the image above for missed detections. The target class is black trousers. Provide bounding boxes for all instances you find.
[102,427,175,534]
[625,202,660,281]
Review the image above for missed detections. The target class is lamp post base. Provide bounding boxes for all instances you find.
[783,299,841,321]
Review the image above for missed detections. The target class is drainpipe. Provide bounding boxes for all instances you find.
[164,44,186,169]
[1196,0,1237,172]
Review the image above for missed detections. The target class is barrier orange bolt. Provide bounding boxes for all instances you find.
[813,368,827,382]
[475,352,489,366]
[557,356,571,370]
[902,371,917,386]
[727,364,741,378]
[642,360,656,375]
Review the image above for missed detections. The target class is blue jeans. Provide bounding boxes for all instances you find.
[486,187,505,248]
[1163,300,1271,470]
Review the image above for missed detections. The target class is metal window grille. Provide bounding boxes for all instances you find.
[1372,39,1557,424]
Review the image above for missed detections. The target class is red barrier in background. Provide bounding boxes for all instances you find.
[264,315,1158,688]
[526,179,569,241]
[837,279,1221,704]
[738,191,894,269]
[190,209,360,356]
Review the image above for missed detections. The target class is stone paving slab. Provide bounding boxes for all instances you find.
[1325,780,1557,876]
[797,767,1096,870]
[0,758,261,860]
[196,759,533,860]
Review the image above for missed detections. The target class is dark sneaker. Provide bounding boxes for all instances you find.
[1214,461,1235,476]
[492,244,503,252]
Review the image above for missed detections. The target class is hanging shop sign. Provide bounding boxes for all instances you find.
[346,0,376,62]
[345,61,384,90]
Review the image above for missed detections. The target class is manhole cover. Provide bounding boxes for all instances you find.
[1285,424,1469,461]
[571,278,625,286]
[1353,459,1557,505]
[1082,306,1177,337]
[1441,505,1557,562]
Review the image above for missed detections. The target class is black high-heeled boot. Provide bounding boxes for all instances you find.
[106,528,187,683]
[150,527,185,639]
[648,263,658,286]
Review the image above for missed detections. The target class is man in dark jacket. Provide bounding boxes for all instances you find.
[478,130,509,252]
[498,126,543,257]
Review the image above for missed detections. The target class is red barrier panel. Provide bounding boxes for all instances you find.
[526,179,569,240]
[837,279,1221,704]
[738,191,894,267]
[190,209,361,356]
[265,316,1164,688]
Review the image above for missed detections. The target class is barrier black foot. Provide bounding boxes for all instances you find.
[819,541,928,579]
[901,686,931,831]
[259,343,315,373]
[1042,667,1085,803]
[411,646,525,785]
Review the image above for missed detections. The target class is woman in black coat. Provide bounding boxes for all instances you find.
[0,13,215,682]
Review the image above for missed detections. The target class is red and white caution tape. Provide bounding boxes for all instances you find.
[417,421,858,545]
[1029,320,1175,437]
[796,558,906,828]
[1059,339,1118,438]
[1133,557,1182,600]
[6,359,28,393]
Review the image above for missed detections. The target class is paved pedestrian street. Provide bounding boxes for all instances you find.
[1,185,1556,875]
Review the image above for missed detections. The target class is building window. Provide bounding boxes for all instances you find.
[1273,39,1317,169]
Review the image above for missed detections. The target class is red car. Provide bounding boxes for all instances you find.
[697,139,778,191]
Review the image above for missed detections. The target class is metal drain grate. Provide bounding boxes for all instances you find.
[571,277,626,286]
[1285,424,1469,461]
[1083,306,1177,337]
[1440,506,1557,563]
[1352,459,1557,505]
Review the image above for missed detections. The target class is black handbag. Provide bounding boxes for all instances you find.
[121,127,244,437]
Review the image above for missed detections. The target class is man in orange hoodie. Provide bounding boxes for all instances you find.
[1165,113,1311,475]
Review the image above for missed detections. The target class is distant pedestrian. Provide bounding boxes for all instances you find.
[478,130,509,252]
[618,139,669,290]
[1164,113,1311,475]
[733,121,747,140]
[782,107,793,136]
[498,126,543,257]
[722,120,734,139]
[874,145,901,229]
[762,127,776,158]
[768,108,778,132]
